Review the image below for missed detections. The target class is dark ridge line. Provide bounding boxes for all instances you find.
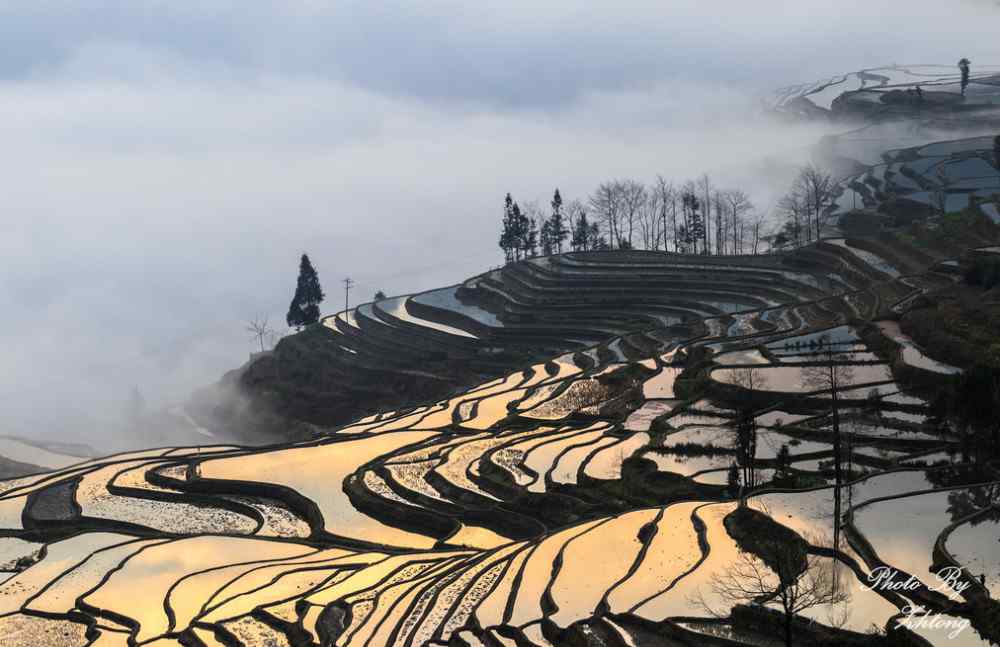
[626,501,715,614]
[597,507,666,617]
[512,516,613,630]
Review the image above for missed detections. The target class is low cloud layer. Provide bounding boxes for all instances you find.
[1,1,995,447]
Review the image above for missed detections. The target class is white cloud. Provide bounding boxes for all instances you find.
[0,1,995,446]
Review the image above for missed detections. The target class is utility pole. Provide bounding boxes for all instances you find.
[343,277,355,312]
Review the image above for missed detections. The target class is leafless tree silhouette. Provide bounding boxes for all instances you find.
[246,313,277,353]
[693,540,851,647]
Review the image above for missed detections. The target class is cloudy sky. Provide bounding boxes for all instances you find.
[2,1,996,446]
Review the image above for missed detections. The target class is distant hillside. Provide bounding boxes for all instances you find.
[194,209,1000,440]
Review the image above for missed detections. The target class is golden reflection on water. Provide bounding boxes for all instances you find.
[0,532,135,615]
[607,502,704,614]
[199,430,438,548]
[83,535,311,642]
[547,508,658,628]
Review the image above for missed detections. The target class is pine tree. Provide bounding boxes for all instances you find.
[525,218,539,257]
[681,192,701,254]
[286,253,325,329]
[549,189,569,253]
[499,193,516,264]
[689,196,705,254]
[374,290,387,300]
[540,219,554,256]
[508,201,530,261]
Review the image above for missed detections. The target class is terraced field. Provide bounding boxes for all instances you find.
[831,135,1000,225]
[768,64,1000,233]
[769,64,1000,117]
[2,224,999,647]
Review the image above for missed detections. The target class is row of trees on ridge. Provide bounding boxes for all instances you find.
[499,165,840,262]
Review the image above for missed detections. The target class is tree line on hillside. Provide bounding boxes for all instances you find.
[499,165,838,262]
[274,164,841,335]
[772,165,839,248]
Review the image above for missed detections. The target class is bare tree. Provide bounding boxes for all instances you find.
[778,189,808,246]
[654,176,677,252]
[618,180,647,249]
[802,337,855,555]
[638,185,663,251]
[794,165,836,242]
[246,314,276,353]
[750,211,767,255]
[681,180,701,254]
[589,182,623,249]
[699,174,714,254]
[724,189,754,255]
[695,545,851,647]
[713,189,727,255]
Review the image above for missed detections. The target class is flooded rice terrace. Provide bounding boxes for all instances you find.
[2,244,999,647]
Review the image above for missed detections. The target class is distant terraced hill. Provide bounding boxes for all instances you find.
[769,64,1000,121]
[828,134,1000,224]
[197,238,956,438]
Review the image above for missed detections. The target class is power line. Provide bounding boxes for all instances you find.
[342,277,355,312]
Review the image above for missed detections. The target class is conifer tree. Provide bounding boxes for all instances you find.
[504,200,530,262]
[549,189,569,253]
[689,194,705,254]
[509,202,529,259]
[540,219,554,256]
[499,193,516,264]
[286,253,324,329]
